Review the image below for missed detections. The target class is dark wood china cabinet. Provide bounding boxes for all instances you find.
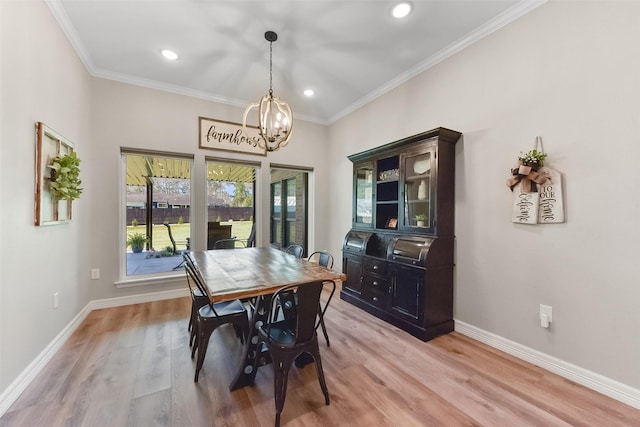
[341,127,461,341]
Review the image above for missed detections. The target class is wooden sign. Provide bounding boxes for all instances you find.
[512,185,539,224]
[199,116,266,156]
[537,167,564,223]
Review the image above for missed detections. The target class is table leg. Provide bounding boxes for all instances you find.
[229,295,272,391]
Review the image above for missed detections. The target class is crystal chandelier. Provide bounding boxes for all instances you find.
[242,31,293,152]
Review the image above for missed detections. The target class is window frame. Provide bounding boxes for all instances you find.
[117,148,194,286]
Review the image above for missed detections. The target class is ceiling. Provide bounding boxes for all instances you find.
[47,0,543,125]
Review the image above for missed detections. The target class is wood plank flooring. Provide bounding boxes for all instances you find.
[1,293,638,426]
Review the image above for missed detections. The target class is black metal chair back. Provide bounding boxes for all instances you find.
[182,252,249,382]
[285,244,304,258]
[213,238,246,249]
[308,251,334,269]
[257,280,334,426]
[183,253,214,345]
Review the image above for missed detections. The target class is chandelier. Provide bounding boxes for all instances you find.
[242,31,293,152]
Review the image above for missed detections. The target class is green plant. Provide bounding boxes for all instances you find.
[216,216,222,222]
[177,216,184,224]
[518,149,547,168]
[131,218,139,227]
[49,152,83,200]
[414,213,427,221]
[126,232,148,252]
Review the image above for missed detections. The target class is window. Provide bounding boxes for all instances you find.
[270,168,308,254]
[206,160,258,248]
[121,150,192,278]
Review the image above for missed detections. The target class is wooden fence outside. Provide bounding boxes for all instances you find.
[127,207,253,225]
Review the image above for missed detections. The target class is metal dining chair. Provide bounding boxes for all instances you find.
[285,244,304,258]
[182,253,249,382]
[255,279,336,427]
[307,251,335,346]
[213,238,246,249]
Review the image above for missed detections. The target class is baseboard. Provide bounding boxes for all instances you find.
[455,320,640,410]
[3,296,638,416]
[87,288,189,310]
[0,287,189,416]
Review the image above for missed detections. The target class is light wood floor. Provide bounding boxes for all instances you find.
[1,294,639,426]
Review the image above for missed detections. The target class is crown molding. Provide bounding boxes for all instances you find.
[47,0,546,126]
[327,0,548,124]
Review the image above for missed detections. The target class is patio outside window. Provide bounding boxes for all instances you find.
[122,151,192,278]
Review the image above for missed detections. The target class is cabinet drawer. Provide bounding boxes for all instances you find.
[364,259,388,275]
[363,275,389,293]
[363,289,387,309]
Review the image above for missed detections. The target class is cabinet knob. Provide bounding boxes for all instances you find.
[373,281,378,286]
[372,296,378,302]
[373,265,379,270]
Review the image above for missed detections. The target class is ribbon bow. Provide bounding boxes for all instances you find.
[507,165,549,193]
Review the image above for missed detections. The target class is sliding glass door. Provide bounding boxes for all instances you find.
[270,168,308,254]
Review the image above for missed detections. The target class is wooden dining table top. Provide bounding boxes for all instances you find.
[189,247,346,302]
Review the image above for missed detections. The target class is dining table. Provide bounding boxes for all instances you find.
[189,247,346,390]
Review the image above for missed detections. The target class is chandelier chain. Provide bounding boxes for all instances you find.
[269,40,273,95]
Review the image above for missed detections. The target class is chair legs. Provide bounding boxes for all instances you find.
[192,315,249,383]
[194,323,212,382]
[267,340,330,427]
[317,303,330,347]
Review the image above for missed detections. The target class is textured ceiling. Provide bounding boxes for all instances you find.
[48,0,544,125]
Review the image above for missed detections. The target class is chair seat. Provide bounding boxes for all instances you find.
[198,299,246,318]
[258,319,298,347]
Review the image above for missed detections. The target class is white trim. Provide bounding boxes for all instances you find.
[45,0,95,74]
[0,288,188,416]
[0,304,90,416]
[455,320,640,410]
[46,0,546,126]
[3,292,637,417]
[328,0,548,124]
[114,271,186,288]
[88,288,188,310]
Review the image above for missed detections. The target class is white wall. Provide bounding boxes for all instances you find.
[88,78,329,300]
[327,0,640,390]
[0,1,92,390]
[0,0,330,396]
[2,0,639,407]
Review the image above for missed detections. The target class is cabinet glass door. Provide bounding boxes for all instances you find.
[402,151,433,230]
[354,162,373,227]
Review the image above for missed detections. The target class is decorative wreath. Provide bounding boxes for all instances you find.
[507,149,549,193]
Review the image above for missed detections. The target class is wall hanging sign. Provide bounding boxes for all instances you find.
[507,137,565,224]
[35,122,81,226]
[199,116,266,156]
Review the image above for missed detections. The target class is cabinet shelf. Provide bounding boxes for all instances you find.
[405,174,430,181]
[377,178,398,184]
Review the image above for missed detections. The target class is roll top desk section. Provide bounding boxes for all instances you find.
[341,127,461,341]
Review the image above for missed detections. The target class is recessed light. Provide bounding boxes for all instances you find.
[392,2,412,19]
[161,49,179,60]
[303,89,315,97]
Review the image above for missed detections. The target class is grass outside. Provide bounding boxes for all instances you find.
[126,221,253,251]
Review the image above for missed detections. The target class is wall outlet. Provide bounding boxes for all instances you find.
[91,268,100,280]
[53,292,59,309]
[539,304,552,328]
